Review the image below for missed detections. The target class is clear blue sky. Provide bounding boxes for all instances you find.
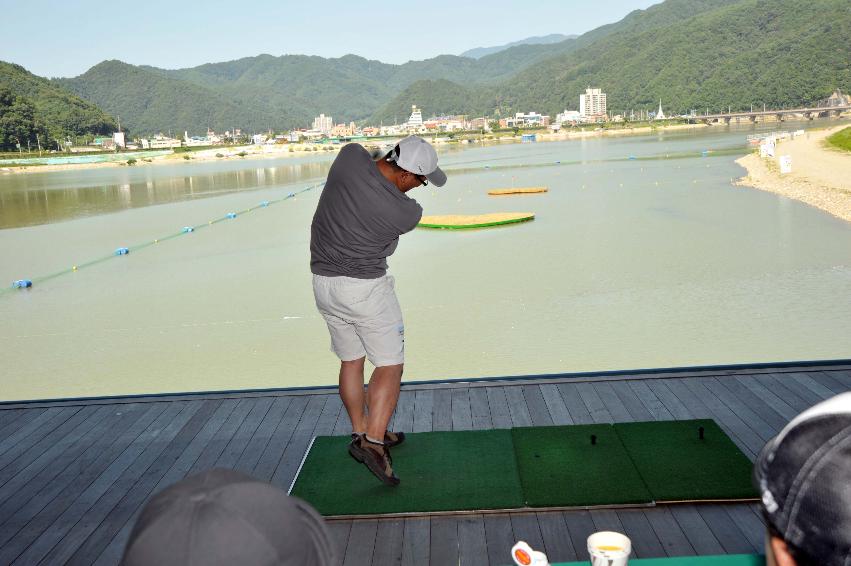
[1,0,660,78]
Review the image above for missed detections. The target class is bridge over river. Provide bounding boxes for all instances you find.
[689,104,850,124]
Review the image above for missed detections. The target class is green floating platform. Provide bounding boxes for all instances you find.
[417,212,535,229]
[289,419,757,517]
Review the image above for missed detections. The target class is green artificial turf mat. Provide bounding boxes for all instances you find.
[289,429,525,516]
[511,424,653,507]
[614,419,758,502]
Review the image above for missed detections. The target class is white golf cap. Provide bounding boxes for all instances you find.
[390,135,447,187]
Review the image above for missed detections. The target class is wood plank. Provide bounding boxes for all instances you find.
[214,397,275,468]
[429,516,459,565]
[314,394,344,437]
[628,381,674,421]
[188,398,256,475]
[253,395,310,481]
[59,400,222,566]
[457,515,488,566]
[557,383,594,424]
[592,382,633,423]
[343,520,378,566]
[510,513,545,553]
[609,382,654,421]
[734,376,799,422]
[561,510,597,562]
[0,403,155,549]
[724,504,765,552]
[698,378,775,442]
[0,406,76,461]
[6,401,198,566]
[412,390,434,433]
[576,383,613,424]
[811,371,851,394]
[642,507,695,557]
[0,405,107,504]
[504,387,533,428]
[522,385,554,427]
[432,389,453,432]
[589,510,625,541]
[756,374,814,413]
[485,387,512,430]
[468,388,493,430]
[793,372,840,400]
[327,521,353,565]
[233,397,292,474]
[392,390,415,434]
[401,517,429,566]
[451,388,473,431]
[764,373,823,406]
[0,409,30,437]
[0,406,87,480]
[271,395,330,489]
[714,377,788,431]
[536,511,578,563]
[668,505,725,555]
[539,384,574,425]
[483,515,514,566]
[647,381,694,421]
[371,518,404,566]
[697,504,757,554]
[825,369,851,389]
[616,509,665,558]
[87,400,242,566]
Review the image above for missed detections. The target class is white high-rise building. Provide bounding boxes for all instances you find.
[579,88,607,119]
[407,105,423,128]
[312,114,333,134]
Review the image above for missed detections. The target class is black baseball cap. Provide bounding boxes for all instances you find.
[121,468,335,566]
[753,392,851,565]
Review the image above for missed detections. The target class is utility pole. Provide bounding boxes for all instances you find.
[36,134,42,156]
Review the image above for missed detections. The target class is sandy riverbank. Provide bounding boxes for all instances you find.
[735,125,851,223]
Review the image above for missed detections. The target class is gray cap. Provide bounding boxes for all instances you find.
[753,392,851,565]
[122,468,335,566]
[389,135,447,186]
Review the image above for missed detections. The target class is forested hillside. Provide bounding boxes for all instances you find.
[0,62,116,151]
[371,0,851,122]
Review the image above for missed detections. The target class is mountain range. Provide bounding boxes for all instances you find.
[459,34,576,59]
[2,0,849,144]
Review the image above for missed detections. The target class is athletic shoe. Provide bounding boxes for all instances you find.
[348,434,400,486]
[350,431,406,448]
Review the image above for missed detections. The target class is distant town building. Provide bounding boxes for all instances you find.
[579,88,607,120]
[330,122,357,137]
[313,114,333,135]
[407,105,423,129]
[824,89,850,107]
[654,99,666,120]
[147,134,182,149]
[556,110,582,124]
[112,131,126,149]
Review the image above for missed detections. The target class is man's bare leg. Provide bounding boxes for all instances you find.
[339,357,367,434]
[366,364,403,441]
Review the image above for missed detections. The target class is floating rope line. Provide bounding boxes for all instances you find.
[4,181,324,295]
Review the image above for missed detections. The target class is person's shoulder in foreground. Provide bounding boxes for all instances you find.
[121,468,335,566]
[753,391,851,566]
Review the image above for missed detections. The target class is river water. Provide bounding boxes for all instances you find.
[1,123,850,401]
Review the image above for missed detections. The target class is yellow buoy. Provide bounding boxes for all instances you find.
[72,266,77,271]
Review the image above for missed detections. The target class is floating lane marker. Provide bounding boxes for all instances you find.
[114,247,130,256]
[487,186,548,196]
[12,279,32,289]
[418,212,535,230]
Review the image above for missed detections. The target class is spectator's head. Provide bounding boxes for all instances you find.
[122,468,335,566]
[753,392,851,566]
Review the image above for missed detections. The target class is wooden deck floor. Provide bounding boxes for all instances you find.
[1,363,849,565]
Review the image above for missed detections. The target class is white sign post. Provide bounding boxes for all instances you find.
[779,155,792,174]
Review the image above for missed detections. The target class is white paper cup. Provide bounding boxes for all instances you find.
[587,531,631,566]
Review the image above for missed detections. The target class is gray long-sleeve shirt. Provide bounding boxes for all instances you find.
[310,143,423,279]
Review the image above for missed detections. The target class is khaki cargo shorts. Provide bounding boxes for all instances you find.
[312,274,405,367]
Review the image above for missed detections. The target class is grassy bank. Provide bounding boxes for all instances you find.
[826,126,851,152]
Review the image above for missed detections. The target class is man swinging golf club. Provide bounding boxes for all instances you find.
[310,135,446,485]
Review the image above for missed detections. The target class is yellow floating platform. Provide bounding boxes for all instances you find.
[487,186,548,195]
[418,212,535,229]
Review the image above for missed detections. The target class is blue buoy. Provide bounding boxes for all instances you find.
[12,279,32,289]
[287,192,295,198]
[114,247,129,256]
[182,226,194,233]
[226,212,237,219]
[628,155,637,160]
[484,165,490,169]
[701,150,709,156]
[260,200,270,207]
[555,160,561,164]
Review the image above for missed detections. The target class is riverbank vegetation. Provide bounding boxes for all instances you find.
[826,126,851,152]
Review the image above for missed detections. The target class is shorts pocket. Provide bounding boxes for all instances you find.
[332,279,379,306]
